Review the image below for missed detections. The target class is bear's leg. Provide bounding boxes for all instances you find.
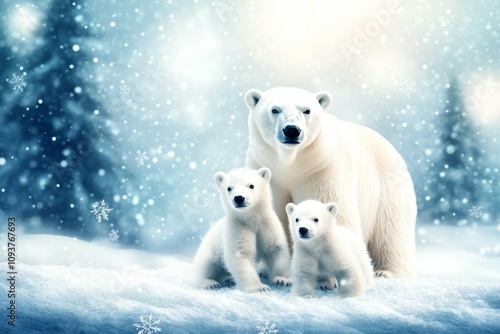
[227,258,271,292]
[291,254,318,297]
[370,181,417,278]
[265,246,292,287]
[224,230,271,293]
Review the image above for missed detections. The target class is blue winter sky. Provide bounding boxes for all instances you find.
[2,0,500,252]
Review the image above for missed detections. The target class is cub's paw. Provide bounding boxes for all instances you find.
[244,283,271,293]
[318,279,336,291]
[199,279,221,290]
[273,276,292,287]
[375,270,394,278]
[222,276,235,285]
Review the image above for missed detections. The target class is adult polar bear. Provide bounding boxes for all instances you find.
[244,87,417,278]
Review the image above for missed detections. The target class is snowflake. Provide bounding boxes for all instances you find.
[10,73,27,92]
[135,150,150,166]
[399,80,417,98]
[108,229,119,242]
[204,195,216,209]
[133,314,161,334]
[469,206,483,219]
[120,83,131,99]
[90,200,113,223]
[256,320,278,334]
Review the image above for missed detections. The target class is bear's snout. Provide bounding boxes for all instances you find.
[283,125,301,140]
[299,227,309,236]
[233,195,245,205]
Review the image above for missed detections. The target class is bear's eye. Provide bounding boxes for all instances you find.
[303,109,311,115]
[249,184,254,189]
[272,108,280,114]
[295,218,299,223]
[227,187,232,192]
[313,218,319,223]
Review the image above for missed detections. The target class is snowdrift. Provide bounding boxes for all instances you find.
[1,226,499,333]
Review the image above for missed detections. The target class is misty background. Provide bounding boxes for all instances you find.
[1,0,499,254]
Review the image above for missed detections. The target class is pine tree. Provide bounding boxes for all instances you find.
[0,1,132,238]
[426,78,493,224]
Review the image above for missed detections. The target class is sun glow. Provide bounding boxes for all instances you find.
[8,5,42,40]
[466,76,500,126]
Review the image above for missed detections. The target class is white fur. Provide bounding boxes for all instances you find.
[287,200,374,298]
[244,87,417,278]
[192,167,291,292]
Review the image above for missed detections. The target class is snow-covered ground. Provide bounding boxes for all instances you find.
[1,225,499,334]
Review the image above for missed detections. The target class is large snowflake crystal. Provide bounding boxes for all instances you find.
[399,80,417,98]
[469,206,483,219]
[10,73,27,92]
[135,150,150,165]
[90,200,112,223]
[256,320,279,334]
[108,229,119,242]
[133,314,161,334]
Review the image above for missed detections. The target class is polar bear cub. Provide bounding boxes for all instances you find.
[193,167,291,292]
[286,200,374,298]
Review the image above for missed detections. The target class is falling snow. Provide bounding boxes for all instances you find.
[10,73,27,92]
[108,229,119,241]
[256,320,279,334]
[133,314,162,334]
[90,200,113,223]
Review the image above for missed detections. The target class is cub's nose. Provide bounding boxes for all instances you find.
[234,195,245,205]
[299,227,309,236]
[283,125,301,139]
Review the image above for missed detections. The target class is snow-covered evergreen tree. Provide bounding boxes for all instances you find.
[425,78,494,224]
[0,1,132,238]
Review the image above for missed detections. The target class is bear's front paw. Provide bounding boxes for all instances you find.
[375,270,394,278]
[223,276,235,285]
[244,283,271,293]
[318,279,336,291]
[273,276,291,287]
[199,279,221,290]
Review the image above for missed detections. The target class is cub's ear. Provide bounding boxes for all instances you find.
[244,89,263,109]
[285,203,296,217]
[315,91,332,111]
[213,172,226,187]
[325,202,339,217]
[257,167,272,182]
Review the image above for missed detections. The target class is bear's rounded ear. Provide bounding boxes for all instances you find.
[315,91,332,111]
[325,202,339,217]
[257,167,272,182]
[213,172,226,187]
[244,89,263,110]
[285,203,296,217]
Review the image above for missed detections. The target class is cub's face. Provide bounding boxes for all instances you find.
[286,200,339,242]
[244,87,332,149]
[214,167,272,211]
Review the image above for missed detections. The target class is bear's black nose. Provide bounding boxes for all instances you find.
[299,227,309,236]
[283,125,301,139]
[234,195,245,205]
